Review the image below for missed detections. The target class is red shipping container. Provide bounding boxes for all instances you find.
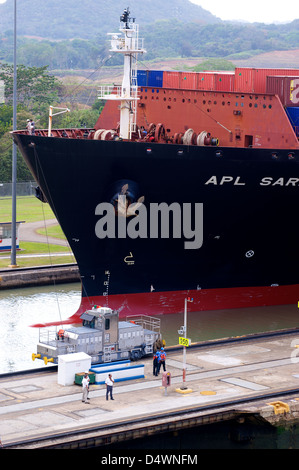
[196,72,215,90]
[214,72,235,92]
[163,71,215,90]
[179,72,198,89]
[266,75,299,107]
[235,67,299,94]
[234,67,255,92]
[163,71,180,89]
[163,70,235,91]
[254,68,299,93]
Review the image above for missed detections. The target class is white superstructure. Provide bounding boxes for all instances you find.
[98,8,146,140]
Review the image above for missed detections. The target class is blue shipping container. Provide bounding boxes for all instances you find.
[148,70,163,87]
[137,70,148,86]
[137,70,163,87]
[286,107,299,136]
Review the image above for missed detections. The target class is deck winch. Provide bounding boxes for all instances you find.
[91,122,219,146]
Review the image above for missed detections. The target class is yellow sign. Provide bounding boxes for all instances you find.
[179,337,191,347]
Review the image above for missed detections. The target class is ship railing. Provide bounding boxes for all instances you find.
[98,85,140,101]
[126,315,161,334]
[22,127,94,139]
[38,327,58,346]
[110,36,145,53]
[110,23,145,54]
[38,327,71,345]
[98,85,121,100]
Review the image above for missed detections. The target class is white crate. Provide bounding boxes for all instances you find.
[58,352,91,386]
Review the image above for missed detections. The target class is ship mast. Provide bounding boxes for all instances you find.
[98,8,146,140]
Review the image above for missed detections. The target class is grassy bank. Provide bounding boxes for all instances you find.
[0,196,73,268]
[0,253,74,269]
[36,225,66,240]
[0,241,75,269]
[0,195,56,223]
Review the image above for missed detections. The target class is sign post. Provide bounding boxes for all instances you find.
[178,297,193,390]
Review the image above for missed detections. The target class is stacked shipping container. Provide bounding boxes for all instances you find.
[234,67,299,94]
[214,72,235,92]
[285,107,299,137]
[136,70,163,87]
[138,70,235,92]
[266,75,299,107]
[137,68,299,102]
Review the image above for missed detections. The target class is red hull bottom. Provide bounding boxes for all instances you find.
[33,284,299,327]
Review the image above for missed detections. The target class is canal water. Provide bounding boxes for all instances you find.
[1,282,299,449]
[0,282,299,374]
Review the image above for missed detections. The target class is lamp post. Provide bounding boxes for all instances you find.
[9,0,18,268]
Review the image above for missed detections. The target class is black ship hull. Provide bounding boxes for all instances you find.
[13,133,299,322]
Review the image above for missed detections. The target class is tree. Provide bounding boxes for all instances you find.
[0,106,34,182]
[0,65,64,183]
[0,104,13,136]
[0,64,63,112]
[193,58,235,72]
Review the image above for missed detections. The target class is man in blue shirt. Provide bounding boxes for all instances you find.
[157,348,166,374]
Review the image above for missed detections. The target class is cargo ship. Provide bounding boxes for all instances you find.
[12,9,299,325]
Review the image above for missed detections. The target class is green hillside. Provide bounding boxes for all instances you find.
[0,0,219,39]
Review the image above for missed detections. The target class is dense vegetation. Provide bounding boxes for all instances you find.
[0,65,103,182]
[142,20,299,61]
[0,0,218,40]
[1,19,298,69]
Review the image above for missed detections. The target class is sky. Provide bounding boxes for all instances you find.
[190,0,299,24]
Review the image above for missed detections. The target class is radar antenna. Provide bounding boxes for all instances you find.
[120,7,130,28]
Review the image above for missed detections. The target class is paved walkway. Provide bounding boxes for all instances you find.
[1,332,299,447]
[19,219,68,247]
